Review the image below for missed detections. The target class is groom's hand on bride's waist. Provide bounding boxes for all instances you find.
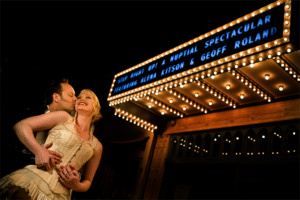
[36,142,62,171]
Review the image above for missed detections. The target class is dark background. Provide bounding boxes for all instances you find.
[2,0,276,110]
[1,0,279,186]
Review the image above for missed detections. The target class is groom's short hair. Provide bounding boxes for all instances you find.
[44,78,69,106]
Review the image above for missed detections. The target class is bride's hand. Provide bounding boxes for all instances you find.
[57,164,80,190]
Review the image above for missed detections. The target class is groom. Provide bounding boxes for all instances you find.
[36,78,81,186]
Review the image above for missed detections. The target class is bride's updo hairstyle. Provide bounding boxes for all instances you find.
[77,89,102,123]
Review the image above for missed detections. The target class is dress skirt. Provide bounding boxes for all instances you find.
[0,168,70,200]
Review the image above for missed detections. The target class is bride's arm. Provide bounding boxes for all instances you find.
[13,111,71,169]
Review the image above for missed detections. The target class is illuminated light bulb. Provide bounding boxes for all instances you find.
[161,112,164,115]
[274,41,278,45]
[256,89,260,94]
[226,84,231,90]
[268,97,271,102]
[242,62,246,66]
[183,107,186,111]
[148,105,152,108]
[169,99,173,103]
[233,104,236,109]
[235,65,239,69]
[265,74,270,80]
[204,109,207,114]
[268,54,272,58]
[250,64,254,68]
[211,75,215,79]
[209,101,213,106]
[285,21,289,25]
[277,51,281,56]
[236,137,239,140]
[240,94,244,99]
[287,48,291,53]
[195,93,199,97]
[279,85,284,91]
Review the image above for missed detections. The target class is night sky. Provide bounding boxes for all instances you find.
[2,1,274,109]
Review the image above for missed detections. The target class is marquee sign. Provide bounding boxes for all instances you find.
[108,0,289,99]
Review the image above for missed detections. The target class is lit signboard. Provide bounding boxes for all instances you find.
[110,3,286,97]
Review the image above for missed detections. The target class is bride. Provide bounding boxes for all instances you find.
[0,89,103,200]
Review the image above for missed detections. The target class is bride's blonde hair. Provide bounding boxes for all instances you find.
[75,89,102,123]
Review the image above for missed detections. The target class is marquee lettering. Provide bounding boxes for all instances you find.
[111,4,284,96]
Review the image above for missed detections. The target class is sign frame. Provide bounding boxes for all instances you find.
[108,0,291,101]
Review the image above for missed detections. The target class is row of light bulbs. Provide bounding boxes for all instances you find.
[109,83,173,106]
[230,70,272,102]
[175,132,295,152]
[114,109,157,132]
[195,81,237,108]
[145,96,184,117]
[274,56,300,82]
[174,132,296,145]
[108,0,290,100]
[169,89,208,113]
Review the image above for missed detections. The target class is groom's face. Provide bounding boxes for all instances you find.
[58,83,77,115]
